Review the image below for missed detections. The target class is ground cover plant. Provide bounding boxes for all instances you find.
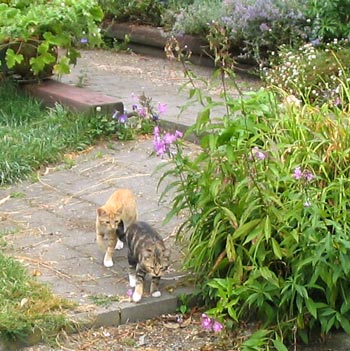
[156,25,350,350]
[0,251,75,344]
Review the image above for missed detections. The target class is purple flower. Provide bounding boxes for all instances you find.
[334,96,341,106]
[175,130,183,138]
[154,139,167,156]
[80,38,88,44]
[292,167,314,182]
[163,132,177,145]
[157,103,168,115]
[251,146,266,161]
[303,171,314,182]
[138,107,147,117]
[200,313,224,333]
[201,314,212,330]
[127,288,133,297]
[153,127,182,156]
[310,38,321,47]
[152,114,159,122]
[118,114,128,124]
[259,23,270,32]
[132,104,138,111]
[292,167,303,180]
[212,321,224,332]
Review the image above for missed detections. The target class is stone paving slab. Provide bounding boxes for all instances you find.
[0,138,192,336]
[23,79,124,115]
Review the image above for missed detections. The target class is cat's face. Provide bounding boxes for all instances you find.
[141,246,170,277]
[97,208,122,230]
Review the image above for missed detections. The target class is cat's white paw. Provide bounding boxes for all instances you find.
[151,291,161,298]
[103,258,114,268]
[115,239,124,250]
[132,291,142,302]
[129,274,136,288]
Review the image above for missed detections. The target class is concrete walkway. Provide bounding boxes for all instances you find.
[0,135,197,326]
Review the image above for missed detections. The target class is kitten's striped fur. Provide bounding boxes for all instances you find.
[126,221,170,302]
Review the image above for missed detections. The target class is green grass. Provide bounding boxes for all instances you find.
[0,81,117,185]
[0,252,75,343]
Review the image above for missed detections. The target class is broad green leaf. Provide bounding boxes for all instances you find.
[273,339,288,351]
[54,57,70,75]
[305,298,317,319]
[29,52,56,74]
[221,206,238,228]
[5,48,23,68]
[232,219,261,240]
[271,237,282,259]
[340,315,350,334]
[264,215,271,240]
[259,266,279,287]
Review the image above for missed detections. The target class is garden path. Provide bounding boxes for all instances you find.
[60,49,261,128]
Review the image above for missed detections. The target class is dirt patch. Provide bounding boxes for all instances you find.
[22,311,236,351]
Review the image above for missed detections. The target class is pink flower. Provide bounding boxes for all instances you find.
[175,130,183,138]
[212,321,223,332]
[200,313,224,332]
[201,314,212,330]
[157,103,168,115]
[292,167,314,182]
[292,167,303,180]
[251,146,266,161]
[153,127,182,156]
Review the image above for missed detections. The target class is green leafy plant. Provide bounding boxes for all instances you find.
[157,26,350,350]
[306,0,350,42]
[99,0,165,26]
[0,0,103,80]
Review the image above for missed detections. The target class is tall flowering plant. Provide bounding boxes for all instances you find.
[157,34,350,349]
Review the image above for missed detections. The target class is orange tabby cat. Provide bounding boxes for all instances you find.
[96,188,137,267]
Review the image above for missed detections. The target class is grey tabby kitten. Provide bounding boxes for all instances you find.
[126,221,170,302]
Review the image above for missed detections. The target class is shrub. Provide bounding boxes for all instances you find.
[0,0,103,79]
[157,41,350,349]
[99,0,165,26]
[306,0,350,42]
[171,0,223,36]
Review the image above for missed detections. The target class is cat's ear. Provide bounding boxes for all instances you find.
[97,208,107,217]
